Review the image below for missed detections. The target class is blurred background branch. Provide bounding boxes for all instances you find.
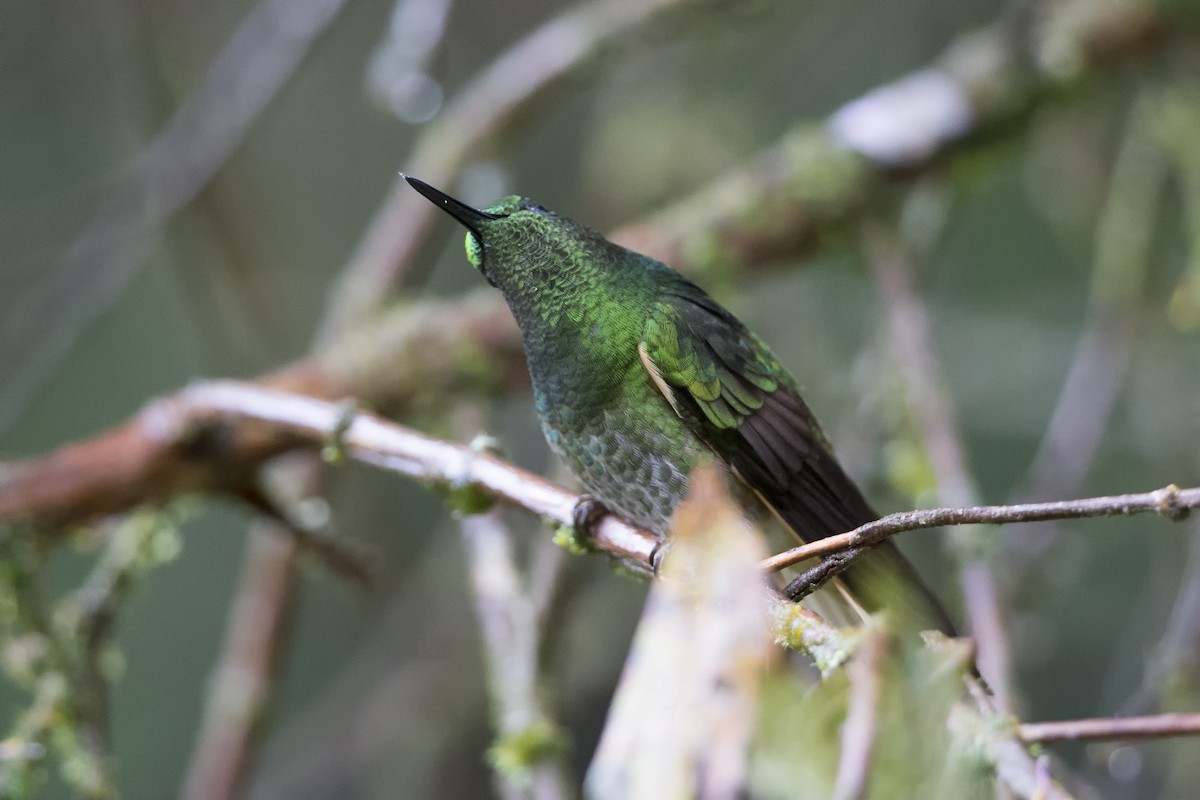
[0,0,351,436]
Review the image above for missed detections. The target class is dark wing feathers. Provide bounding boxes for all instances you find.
[643,284,876,542]
[641,282,954,632]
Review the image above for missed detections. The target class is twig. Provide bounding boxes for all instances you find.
[0,0,349,436]
[781,547,868,603]
[17,379,1199,586]
[763,487,1199,572]
[832,626,887,800]
[865,221,1013,709]
[1020,713,1200,744]
[960,678,1075,800]
[321,0,694,336]
[179,527,297,800]
[1008,90,1165,569]
[460,510,571,800]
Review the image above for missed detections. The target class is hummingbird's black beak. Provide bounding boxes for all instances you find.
[403,175,499,236]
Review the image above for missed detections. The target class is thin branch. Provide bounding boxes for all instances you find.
[832,626,887,800]
[11,379,1199,591]
[763,486,1198,572]
[0,0,350,435]
[1020,713,1200,744]
[1007,89,1166,571]
[865,221,1013,709]
[959,678,1076,800]
[31,379,1199,627]
[320,0,695,335]
[180,528,297,800]
[460,510,571,800]
[781,547,869,603]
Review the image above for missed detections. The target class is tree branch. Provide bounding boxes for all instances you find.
[460,510,572,799]
[0,0,350,435]
[1020,712,1200,744]
[832,626,887,800]
[143,382,658,567]
[0,291,524,526]
[763,486,1197,573]
[321,0,698,335]
[864,219,1014,707]
[179,527,297,800]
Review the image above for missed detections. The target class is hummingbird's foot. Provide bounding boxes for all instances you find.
[570,495,609,541]
[648,539,672,575]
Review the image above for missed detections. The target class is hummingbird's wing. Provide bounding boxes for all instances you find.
[639,283,876,543]
[639,281,954,631]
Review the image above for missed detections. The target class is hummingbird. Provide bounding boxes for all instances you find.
[405,176,951,631]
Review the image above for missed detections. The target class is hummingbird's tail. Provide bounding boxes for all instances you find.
[735,392,956,634]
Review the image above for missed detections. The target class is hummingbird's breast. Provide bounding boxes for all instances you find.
[530,349,706,535]
[500,248,703,532]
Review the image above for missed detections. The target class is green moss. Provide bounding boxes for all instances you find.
[487,720,567,779]
[435,482,497,516]
[551,522,594,555]
[782,128,871,215]
[767,598,857,676]
[320,399,360,466]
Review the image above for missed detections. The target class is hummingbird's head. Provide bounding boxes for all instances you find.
[404,175,594,292]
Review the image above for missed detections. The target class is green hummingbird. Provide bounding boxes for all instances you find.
[406,176,951,630]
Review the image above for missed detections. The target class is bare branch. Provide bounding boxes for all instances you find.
[169,381,658,567]
[0,0,350,435]
[460,510,571,799]
[763,486,1198,572]
[180,529,297,800]
[832,626,887,800]
[864,221,1013,708]
[1020,713,1200,744]
[321,0,695,334]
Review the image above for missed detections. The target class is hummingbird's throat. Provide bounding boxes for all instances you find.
[464,232,498,287]
[464,232,483,267]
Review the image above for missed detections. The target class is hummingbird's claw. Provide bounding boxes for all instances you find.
[570,495,609,541]
[648,539,671,575]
